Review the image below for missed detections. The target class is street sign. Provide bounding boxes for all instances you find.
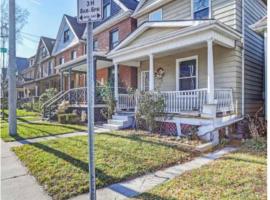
[0,48,7,53]
[77,0,103,23]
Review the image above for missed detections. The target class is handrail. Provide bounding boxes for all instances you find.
[41,91,64,109]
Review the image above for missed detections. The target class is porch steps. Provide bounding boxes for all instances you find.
[102,112,135,130]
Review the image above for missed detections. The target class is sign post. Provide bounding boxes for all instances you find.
[77,1,102,199]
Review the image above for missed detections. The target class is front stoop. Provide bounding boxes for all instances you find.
[103,112,135,130]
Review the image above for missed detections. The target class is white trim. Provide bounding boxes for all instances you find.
[148,8,163,21]
[113,0,129,12]
[176,55,198,91]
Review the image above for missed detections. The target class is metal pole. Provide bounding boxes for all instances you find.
[86,21,96,200]
[8,0,17,136]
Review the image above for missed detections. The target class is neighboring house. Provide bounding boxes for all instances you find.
[55,0,139,93]
[34,36,58,95]
[20,55,38,98]
[15,57,29,99]
[105,0,267,139]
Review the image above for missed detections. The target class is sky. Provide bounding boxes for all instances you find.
[16,0,77,58]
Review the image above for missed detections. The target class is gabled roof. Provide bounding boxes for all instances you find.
[41,36,56,55]
[120,0,139,10]
[65,15,86,39]
[132,0,174,18]
[16,57,29,73]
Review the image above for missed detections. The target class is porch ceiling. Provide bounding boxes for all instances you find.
[107,20,242,64]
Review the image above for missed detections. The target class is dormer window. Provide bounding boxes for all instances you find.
[193,0,210,19]
[149,9,163,21]
[64,29,70,43]
[103,3,111,19]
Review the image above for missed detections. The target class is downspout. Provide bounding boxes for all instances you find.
[241,0,245,116]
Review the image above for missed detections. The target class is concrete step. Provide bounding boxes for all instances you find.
[108,119,126,126]
[112,115,129,121]
[103,123,123,130]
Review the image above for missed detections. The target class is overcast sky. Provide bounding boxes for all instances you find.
[17,0,77,58]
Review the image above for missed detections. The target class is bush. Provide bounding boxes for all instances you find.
[58,113,80,124]
[136,91,165,133]
[39,88,58,106]
[99,84,116,120]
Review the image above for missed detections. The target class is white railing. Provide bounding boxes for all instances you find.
[215,88,234,113]
[159,89,208,113]
[117,88,234,114]
[118,94,136,110]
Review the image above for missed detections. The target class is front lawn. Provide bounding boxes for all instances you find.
[0,116,42,127]
[1,122,87,142]
[3,109,40,117]
[12,132,195,200]
[133,138,267,200]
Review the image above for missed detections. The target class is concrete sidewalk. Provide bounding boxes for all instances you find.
[1,140,51,200]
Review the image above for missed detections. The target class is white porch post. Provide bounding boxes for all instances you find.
[207,39,215,104]
[149,54,154,91]
[114,63,119,107]
[35,85,38,97]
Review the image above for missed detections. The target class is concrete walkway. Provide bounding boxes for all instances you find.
[71,147,237,200]
[4,127,110,148]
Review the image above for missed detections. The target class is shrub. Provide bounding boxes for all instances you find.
[57,113,80,124]
[99,84,116,120]
[136,91,165,133]
[39,88,58,106]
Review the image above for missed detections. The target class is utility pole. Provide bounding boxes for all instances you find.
[8,0,17,135]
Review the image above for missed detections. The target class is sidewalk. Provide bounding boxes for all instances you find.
[1,140,51,200]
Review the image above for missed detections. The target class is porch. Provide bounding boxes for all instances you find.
[107,20,242,117]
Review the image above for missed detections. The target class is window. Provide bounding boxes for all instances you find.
[93,39,98,51]
[141,71,150,91]
[177,57,197,91]
[71,50,77,60]
[103,3,111,19]
[149,9,163,21]
[110,29,119,50]
[193,0,210,19]
[59,57,65,65]
[64,29,70,42]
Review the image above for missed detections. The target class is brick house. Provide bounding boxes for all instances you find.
[56,0,139,93]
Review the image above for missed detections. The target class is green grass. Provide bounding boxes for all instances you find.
[12,132,195,200]
[0,116,42,127]
[1,122,87,142]
[3,109,40,117]
[133,138,267,200]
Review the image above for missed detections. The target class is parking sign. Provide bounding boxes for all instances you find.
[77,0,103,23]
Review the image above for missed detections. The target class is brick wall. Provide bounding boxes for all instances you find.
[96,68,109,84]
[119,66,137,89]
[94,17,137,52]
[55,43,85,66]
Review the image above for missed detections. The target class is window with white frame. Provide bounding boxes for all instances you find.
[141,71,150,91]
[149,9,163,21]
[177,57,197,91]
[193,0,210,19]
[59,57,65,65]
[48,61,52,75]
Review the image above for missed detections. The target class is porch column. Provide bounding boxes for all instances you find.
[35,85,38,97]
[114,63,119,103]
[207,39,215,104]
[60,71,64,91]
[68,69,71,90]
[149,54,154,91]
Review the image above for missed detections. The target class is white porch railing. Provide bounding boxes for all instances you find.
[117,88,234,114]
